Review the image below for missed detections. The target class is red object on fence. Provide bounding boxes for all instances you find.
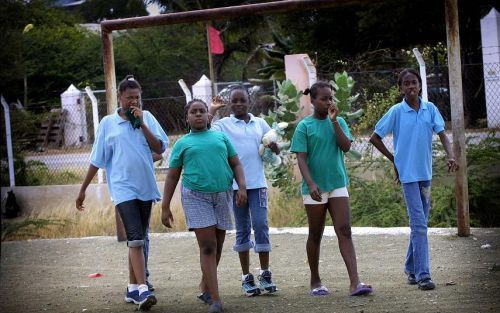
[208,25,224,54]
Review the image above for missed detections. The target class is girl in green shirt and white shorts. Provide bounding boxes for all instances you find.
[291,81,372,297]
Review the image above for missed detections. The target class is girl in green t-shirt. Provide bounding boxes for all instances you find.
[291,81,372,297]
[161,99,247,313]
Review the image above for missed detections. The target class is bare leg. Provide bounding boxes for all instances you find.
[199,229,226,294]
[238,251,250,274]
[128,246,146,285]
[258,252,269,270]
[327,197,363,293]
[195,226,223,302]
[305,204,327,289]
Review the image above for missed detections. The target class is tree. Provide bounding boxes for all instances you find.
[78,0,148,22]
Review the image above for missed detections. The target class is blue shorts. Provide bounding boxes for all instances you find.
[116,199,152,247]
[181,185,234,231]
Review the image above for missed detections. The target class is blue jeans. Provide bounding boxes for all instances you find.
[233,188,271,253]
[402,180,432,282]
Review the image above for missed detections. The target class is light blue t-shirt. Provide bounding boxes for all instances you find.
[211,113,271,190]
[169,129,238,193]
[90,109,168,205]
[291,116,352,195]
[374,98,445,183]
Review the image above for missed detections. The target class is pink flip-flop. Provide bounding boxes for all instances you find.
[310,285,330,296]
[350,283,373,296]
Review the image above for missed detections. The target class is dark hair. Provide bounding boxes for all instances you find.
[397,68,422,87]
[118,75,142,93]
[303,81,333,99]
[184,98,210,131]
[229,84,250,99]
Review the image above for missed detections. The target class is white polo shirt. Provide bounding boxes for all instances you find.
[211,113,271,190]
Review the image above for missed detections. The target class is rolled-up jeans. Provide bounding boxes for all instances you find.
[402,180,432,282]
[232,188,271,253]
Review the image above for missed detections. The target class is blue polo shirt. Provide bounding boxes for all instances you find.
[374,98,445,183]
[90,109,168,205]
[212,113,271,190]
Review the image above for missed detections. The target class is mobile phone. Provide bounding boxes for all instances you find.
[125,108,142,129]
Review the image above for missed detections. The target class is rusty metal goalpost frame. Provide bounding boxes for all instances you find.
[99,0,469,241]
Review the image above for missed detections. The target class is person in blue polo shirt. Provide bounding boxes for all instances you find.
[370,68,458,291]
[76,75,168,310]
[209,85,279,298]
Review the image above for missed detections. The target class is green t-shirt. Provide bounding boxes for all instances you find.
[290,116,352,195]
[169,129,238,193]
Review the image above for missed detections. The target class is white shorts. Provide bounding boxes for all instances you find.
[302,187,349,204]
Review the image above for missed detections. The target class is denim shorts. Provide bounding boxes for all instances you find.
[181,185,234,231]
[116,199,152,247]
[232,188,271,253]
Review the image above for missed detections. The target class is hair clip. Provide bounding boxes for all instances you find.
[127,76,135,81]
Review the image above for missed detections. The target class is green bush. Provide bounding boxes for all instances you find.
[347,131,500,227]
[354,86,400,133]
[432,131,500,227]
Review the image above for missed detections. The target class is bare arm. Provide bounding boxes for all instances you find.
[209,96,226,117]
[328,105,351,152]
[161,167,181,228]
[229,155,247,207]
[130,106,163,154]
[76,164,99,211]
[141,123,163,154]
[152,152,163,162]
[369,133,394,163]
[438,131,459,172]
[332,121,351,152]
[296,152,321,201]
[369,133,399,183]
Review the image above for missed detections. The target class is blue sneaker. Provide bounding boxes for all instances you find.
[208,301,224,313]
[138,290,157,311]
[124,288,140,304]
[241,273,261,297]
[258,270,277,293]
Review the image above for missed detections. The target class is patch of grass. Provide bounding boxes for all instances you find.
[1,192,186,241]
[2,218,69,241]
[268,186,305,227]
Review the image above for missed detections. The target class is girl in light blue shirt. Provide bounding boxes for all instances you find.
[76,75,167,310]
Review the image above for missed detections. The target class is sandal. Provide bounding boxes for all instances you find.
[310,285,330,296]
[350,283,373,296]
[197,291,212,304]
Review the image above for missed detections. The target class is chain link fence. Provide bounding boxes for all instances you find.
[2,65,499,186]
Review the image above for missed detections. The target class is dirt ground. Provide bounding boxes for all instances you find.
[1,228,499,313]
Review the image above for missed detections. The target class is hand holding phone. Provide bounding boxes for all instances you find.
[126,108,142,129]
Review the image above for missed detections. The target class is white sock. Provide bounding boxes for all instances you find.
[241,273,250,281]
[128,284,138,292]
[138,284,148,295]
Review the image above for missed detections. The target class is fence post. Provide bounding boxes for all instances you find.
[412,48,428,102]
[84,87,103,184]
[1,95,15,187]
[102,29,126,242]
[445,0,470,236]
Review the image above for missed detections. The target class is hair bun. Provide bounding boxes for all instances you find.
[303,88,311,95]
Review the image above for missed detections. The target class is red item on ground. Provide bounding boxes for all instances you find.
[87,273,104,278]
